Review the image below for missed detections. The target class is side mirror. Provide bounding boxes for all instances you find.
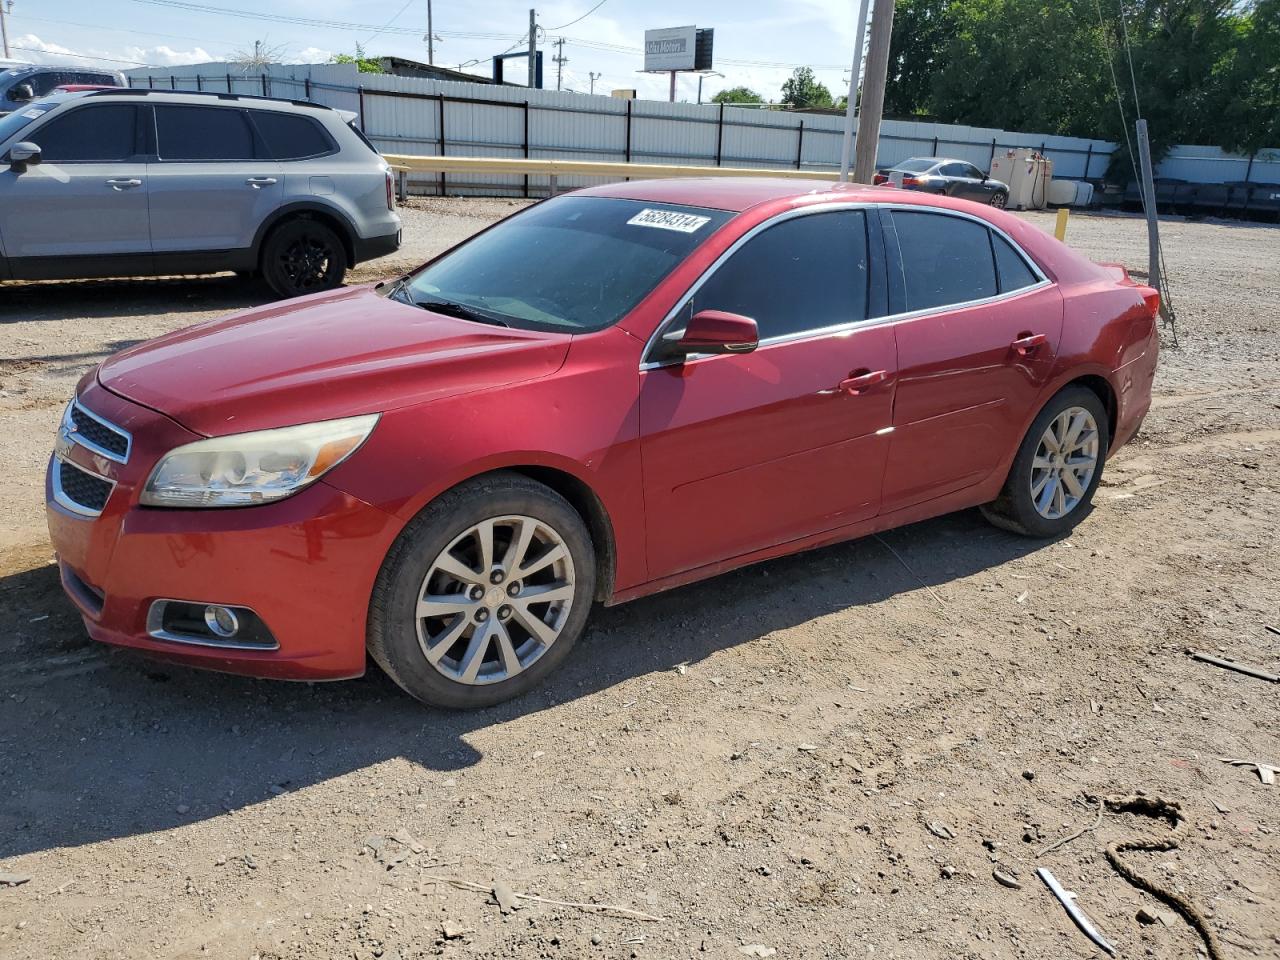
[666,309,759,358]
[9,83,35,103]
[8,141,41,173]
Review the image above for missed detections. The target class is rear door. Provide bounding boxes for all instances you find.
[146,104,282,255]
[0,102,151,260]
[879,208,1063,512]
[639,208,897,578]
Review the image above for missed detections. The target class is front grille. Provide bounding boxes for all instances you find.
[70,403,130,460]
[59,460,113,513]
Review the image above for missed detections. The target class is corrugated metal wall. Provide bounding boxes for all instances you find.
[124,64,1278,196]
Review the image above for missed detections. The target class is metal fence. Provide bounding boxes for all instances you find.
[124,62,1279,199]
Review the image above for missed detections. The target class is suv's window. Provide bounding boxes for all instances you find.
[992,233,1039,292]
[155,105,256,161]
[74,72,116,85]
[31,104,138,162]
[27,71,67,96]
[891,211,998,311]
[253,111,335,160]
[691,210,870,340]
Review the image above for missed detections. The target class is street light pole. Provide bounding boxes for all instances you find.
[696,70,723,105]
[426,0,434,64]
[589,71,601,95]
[838,0,871,181]
[0,1,11,60]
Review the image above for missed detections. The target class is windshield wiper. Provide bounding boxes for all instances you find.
[410,297,510,328]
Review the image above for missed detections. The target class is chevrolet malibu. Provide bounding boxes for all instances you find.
[46,179,1159,708]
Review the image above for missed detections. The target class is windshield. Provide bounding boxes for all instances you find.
[893,158,937,173]
[400,196,733,333]
[0,99,56,142]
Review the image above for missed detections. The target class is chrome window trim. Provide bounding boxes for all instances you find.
[146,599,280,651]
[639,201,1050,371]
[50,455,117,518]
[64,398,133,464]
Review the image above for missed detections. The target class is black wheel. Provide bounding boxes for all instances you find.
[260,219,347,299]
[368,472,597,710]
[981,385,1110,538]
[989,191,1009,209]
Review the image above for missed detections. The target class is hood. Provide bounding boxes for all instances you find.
[98,285,571,437]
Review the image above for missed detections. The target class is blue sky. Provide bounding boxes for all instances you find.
[6,0,861,102]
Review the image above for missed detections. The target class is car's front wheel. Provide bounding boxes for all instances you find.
[260,219,348,299]
[368,473,596,709]
[981,385,1109,537]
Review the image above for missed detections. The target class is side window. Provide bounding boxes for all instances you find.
[253,112,336,160]
[891,211,998,311]
[992,233,1039,293]
[963,163,986,179]
[30,72,65,96]
[690,210,870,341]
[31,105,138,162]
[155,105,257,161]
[940,162,966,177]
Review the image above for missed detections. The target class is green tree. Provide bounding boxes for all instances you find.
[332,43,382,74]
[711,85,765,105]
[886,0,954,117]
[780,67,834,109]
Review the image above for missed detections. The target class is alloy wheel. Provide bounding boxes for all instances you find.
[1030,406,1100,520]
[414,515,576,685]
[278,235,336,292]
[990,192,1008,208]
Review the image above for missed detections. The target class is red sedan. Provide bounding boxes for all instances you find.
[46,179,1159,708]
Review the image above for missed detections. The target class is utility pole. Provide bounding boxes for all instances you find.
[553,37,567,91]
[527,9,537,88]
[852,0,895,184]
[589,71,601,95]
[1134,118,1173,329]
[426,0,434,64]
[0,0,11,60]
[838,0,871,181]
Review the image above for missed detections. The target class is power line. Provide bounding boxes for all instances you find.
[10,13,240,48]
[10,44,154,65]
[546,0,610,31]
[364,0,418,46]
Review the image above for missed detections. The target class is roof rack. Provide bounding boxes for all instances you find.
[87,88,330,111]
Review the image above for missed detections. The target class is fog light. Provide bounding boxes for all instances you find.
[204,604,240,638]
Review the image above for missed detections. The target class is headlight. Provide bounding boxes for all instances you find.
[140,414,379,508]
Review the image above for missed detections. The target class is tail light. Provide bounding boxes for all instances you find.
[873,173,889,185]
[902,175,921,187]
[1138,285,1160,318]
[385,170,396,210]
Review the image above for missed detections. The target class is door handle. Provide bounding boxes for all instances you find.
[105,178,142,190]
[246,177,278,188]
[837,369,889,395]
[1010,332,1048,356]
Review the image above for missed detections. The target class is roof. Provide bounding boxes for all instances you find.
[574,177,890,213]
[85,88,332,112]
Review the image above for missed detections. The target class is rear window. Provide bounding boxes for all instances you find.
[894,158,936,173]
[156,105,256,161]
[253,111,335,160]
[891,211,998,311]
[993,233,1039,292]
[401,197,734,333]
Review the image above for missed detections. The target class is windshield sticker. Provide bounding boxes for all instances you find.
[21,107,51,119]
[627,209,712,233]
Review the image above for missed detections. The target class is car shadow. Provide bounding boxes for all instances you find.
[0,275,269,323]
[0,510,1055,860]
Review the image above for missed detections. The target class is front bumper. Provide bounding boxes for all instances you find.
[45,380,402,680]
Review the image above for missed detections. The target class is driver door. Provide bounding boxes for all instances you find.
[639,208,896,579]
[0,102,151,266]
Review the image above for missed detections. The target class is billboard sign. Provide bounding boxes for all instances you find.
[644,26,697,72]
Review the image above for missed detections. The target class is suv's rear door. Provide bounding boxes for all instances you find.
[0,102,152,266]
[146,104,282,257]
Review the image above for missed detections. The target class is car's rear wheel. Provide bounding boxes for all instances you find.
[981,385,1109,537]
[368,473,596,709]
[260,219,348,299]
[989,191,1009,209]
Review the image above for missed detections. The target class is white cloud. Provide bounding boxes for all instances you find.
[10,33,213,69]
[290,47,336,65]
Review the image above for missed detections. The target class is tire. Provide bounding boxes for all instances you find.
[260,218,348,299]
[989,191,1009,209]
[980,385,1110,538]
[368,472,597,709]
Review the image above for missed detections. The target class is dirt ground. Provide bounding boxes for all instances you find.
[1,198,1277,960]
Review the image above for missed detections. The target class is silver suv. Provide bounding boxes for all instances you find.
[0,89,401,297]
